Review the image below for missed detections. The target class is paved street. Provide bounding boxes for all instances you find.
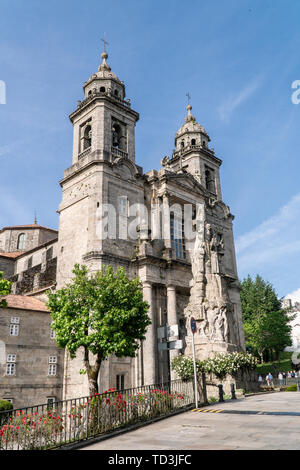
[81,392,300,450]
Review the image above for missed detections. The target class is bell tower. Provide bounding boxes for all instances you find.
[57,46,140,289]
[163,104,223,200]
[70,49,139,165]
[57,46,143,399]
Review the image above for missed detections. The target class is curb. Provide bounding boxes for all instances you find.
[244,390,279,397]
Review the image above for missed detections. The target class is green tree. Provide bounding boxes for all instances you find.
[240,275,292,361]
[259,310,292,361]
[47,264,150,395]
[0,271,12,308]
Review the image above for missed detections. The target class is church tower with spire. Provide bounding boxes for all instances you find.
[57,47,145,399]
[57,47,246,400]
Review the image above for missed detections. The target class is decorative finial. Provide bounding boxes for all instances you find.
[34,211,37,225]
[185,92,195,122]
[99,33,111,72]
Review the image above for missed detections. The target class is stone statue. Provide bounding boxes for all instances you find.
[184,202,236,351]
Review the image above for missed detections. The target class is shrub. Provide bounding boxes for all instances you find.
[0,400,13,412]
[286,384,297,392]
[172,352,257,381]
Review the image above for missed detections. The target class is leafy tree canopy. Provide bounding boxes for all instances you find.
[240,275,292,358]
[47,264,150,394]
[0,271,12,308]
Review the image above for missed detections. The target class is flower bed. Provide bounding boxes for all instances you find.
[0,381,192,450]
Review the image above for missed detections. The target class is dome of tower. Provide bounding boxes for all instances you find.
[83,48,126,100]
[176,104,209,139]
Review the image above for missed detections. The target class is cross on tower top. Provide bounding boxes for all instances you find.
[186,92,191,105]
[101,34,109,53]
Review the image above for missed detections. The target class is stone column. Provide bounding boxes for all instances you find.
[167,285,179,379]
[162,193,172,250]
[143,282,156,385]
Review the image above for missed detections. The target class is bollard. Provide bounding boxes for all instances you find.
[231,383,237,399]
[218,384,224,403]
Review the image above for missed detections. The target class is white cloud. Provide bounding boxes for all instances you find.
[236,192,300,284]
[218,76,263,122]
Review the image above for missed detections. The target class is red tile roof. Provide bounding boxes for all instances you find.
[0,252,25,259]
[0,224,58,234]
[1,295,49,312]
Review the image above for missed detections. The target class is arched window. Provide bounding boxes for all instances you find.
[205,169,216,193]
[100,86,106,93]
[112,124,121,148]
[191,139,196,146]
[114,89,119,98]
[181,141,185,149]
[83,125,92,150]
[17,233,26,250]
[203,140,206,147]
[88,90,92,96]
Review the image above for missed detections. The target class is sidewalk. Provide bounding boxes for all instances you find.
[80,392,300,450]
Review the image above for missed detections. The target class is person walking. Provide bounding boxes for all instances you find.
[268,372,274,387]
[266,374,270,386]
[283,372,287,385]
[278,372,283,387]
[258,375,263,386]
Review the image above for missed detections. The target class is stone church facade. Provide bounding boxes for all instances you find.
[0,49,245,404]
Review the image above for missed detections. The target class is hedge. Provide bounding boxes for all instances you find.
[0,400,13,412]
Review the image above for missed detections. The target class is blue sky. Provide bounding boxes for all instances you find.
[0,0,300,299]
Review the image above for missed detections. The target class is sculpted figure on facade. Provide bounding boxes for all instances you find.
[185,202,236,351]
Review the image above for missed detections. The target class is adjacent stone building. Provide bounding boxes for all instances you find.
[0,295,63,408]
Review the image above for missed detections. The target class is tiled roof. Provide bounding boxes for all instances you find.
[0,224,58,234]
[1,295,49,312]
[0,252,25,259]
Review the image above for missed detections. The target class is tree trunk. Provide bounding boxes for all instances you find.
[84,349,102,396]
[277,350,280,362]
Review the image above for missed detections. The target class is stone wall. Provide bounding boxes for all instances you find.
[0,307,64,409]
[0,256,14,278]
[10,258,57,295]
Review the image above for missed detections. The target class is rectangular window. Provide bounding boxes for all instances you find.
[46,247,53,261]
[7,354,16,363]
[10,324,19,336]
[47,397,56,407]
[50,329,56,339]
[49,356,57,364]
[119,196,128,240]
[170,214,186,259]
[27,256,33,269]
[116,374,125,391]
[119,196,128,216]
[10,317,19,324]
[48,364,57,376]
[6,363,15,376]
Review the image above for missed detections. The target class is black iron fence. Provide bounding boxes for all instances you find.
[0,379,194,450]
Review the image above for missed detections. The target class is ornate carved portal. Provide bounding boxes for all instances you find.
[184,203,238,358]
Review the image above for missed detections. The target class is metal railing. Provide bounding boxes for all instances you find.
[260,377,300,388]
[0,379,194,450]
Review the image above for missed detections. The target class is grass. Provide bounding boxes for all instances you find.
[256,351,294,376]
